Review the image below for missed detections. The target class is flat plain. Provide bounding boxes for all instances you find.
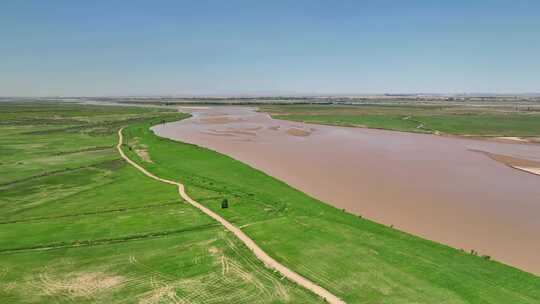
[1,101,539,303]
[0,102,320,303]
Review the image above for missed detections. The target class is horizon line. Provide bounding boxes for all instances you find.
[2,92,540,99]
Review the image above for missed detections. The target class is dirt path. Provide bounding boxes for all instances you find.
[117,128,346,304]
[402,115,427,130]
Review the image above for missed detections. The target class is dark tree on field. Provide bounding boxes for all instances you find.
[221,198,229,209]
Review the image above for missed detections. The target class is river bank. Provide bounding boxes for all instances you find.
[153,106,540,274]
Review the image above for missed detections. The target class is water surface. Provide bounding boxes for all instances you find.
[153,106,540,274]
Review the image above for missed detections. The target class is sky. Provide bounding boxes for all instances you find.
[1,0,539,96]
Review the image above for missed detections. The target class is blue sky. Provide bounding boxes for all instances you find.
[1,1,539,96]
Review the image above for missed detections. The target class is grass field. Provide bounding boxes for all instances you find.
[2,101,539,303]
[260,104,540,137]
[122,117,540,304]
[0,102,320,303]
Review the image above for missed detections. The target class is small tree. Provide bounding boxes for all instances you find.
[221,198,229,209]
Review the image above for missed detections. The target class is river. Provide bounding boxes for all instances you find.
[153,106,540,274]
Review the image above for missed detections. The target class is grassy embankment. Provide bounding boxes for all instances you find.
[0,102,320,303]
[260,104,540,137]
[122,117,540,304]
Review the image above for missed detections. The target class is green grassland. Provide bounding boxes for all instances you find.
[2,101,539,304]
[260,104,540,137]
[122,118,540,304]
[0,102,320,303]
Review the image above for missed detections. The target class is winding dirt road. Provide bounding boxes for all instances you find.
[117,128,345,304]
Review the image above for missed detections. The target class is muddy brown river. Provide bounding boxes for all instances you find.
[152,106,540,274]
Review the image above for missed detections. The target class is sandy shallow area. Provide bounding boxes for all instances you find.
[470,150,540,177]
[153,106,540,275]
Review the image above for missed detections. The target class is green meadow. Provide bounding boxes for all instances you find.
[1,101,539,303]
[0,102,319,303]
[260,104,540,137]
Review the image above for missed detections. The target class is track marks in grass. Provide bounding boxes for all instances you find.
[0,158,124,188]
[0,201,181,225]
[124,235,295,304]
[52,145,114,156]
[220,236,291,301]
[0,224,219,254]
[37,272,124,299]
[139,281,183,304]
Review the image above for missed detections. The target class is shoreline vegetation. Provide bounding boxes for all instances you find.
[258,104,540,141]
[1,101,539,303]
